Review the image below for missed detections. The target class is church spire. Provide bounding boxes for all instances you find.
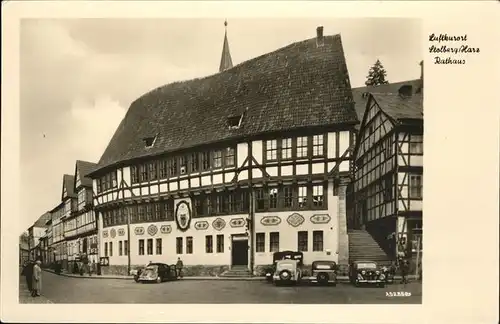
[219,20,233,72]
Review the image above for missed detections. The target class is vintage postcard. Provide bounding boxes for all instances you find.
[1,1,498,323]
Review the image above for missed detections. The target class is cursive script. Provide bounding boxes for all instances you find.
[429,33,467,43]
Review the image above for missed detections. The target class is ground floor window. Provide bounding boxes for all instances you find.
[109,242,113,256]
[216,235,224,253]
[119,241,123,256]
[176,237,183,254]
[156,238,162,255]
[186,237,193,254]
[269,232,279,252]
[313,230,323,251]
[147,239,153,255]
[297,231,308,252]
[124,240,128,256]
[255,233,265,252]
[205,235,213,253]
[104,242,108,257]
[138,239,145,255]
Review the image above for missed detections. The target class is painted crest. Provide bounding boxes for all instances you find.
[160,225,172,234]
[118,228,125,236]
[134,227,145,235]
[260,216,281,226]
[147,224,158,236]
[194,221,209,230]
[175,200,192,232]
[212,218,226,231]
[287,213,305,227]
[310,214,331,224]
[102,230,109,238]
[110,229,116,238]
[229,218,245,228]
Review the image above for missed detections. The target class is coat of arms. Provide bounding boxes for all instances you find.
[175,200,192,232]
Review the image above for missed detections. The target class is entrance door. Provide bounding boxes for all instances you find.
[231,236,249,266]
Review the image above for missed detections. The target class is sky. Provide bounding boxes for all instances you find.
[20,18,422,230]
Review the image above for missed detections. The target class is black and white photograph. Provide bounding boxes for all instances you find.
[17,17,423,304]
[1,2,498,324]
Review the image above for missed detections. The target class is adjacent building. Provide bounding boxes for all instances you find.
[350,63,423,261]
[50,201,66,268]
[27,212,51,261]
[88,26,359,276]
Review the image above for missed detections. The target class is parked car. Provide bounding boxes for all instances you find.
[309,260,338,286]
[349,261,386,288]
[273,259,302,286]
[136,263,178,283]
[264,251,304,282]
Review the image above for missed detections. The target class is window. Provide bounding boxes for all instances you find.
[297,231,308,252]
[159,160,168,178]
[256,233,265,252]
[140,164,148,182]
[186,237,193,254]
[312,185,324,207]
[130,166,139,184]
[201,152,211,171]
[205,235,213,253]
[163,200,174,221]
[313,231,324,251]
[409,174,423,199]
[189,153,199,173]
[270,232,279,252]
[138,239,145,255]
[179,156,187,174]
[410,142,423,154]
[213,150,223,168]
[156,238,162,255]
[266,140,278,161]
[268,187,278,209]
[145,204,153,221]
[176,237,183,254]
[148,162,157,180]
[296,136,308,158]
[119,241,123,256]
[216,234,224,253]
[281,138,292,160]
[298,186,308,208]
[384,177,393,201]
[312,135,324,156]
[168,158,177,177]
[124,240,128,256]
[104,242,108,257]
[225,147,235,167]
[283,186,293,208]
[96,178,102,193]
[255,188,266,211]
[146,239,153,255]
[109,242,113,256]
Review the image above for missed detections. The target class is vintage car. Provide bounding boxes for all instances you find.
[308,260,338,286]
[273,259,303,286]
[136,263,178,283]
[264,251,304,282]
[349,261,386,287]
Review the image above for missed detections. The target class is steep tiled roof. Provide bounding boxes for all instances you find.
[92,34,358,175]
[33,212,51,228]
[371,93,423,123]
[63,174,77,199]
[352,79,421,125]
[75,160,97,188]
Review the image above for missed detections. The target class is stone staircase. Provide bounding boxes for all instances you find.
[219,265,252,278]
[348,229,392,265]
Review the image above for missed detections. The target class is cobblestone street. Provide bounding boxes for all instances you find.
[19,271,422,304]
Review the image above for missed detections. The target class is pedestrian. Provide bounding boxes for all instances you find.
[176,257,184,278]
[32,260,42,297]
[21,261,34,293]
[90,260,96,276]
[400,259,409,284]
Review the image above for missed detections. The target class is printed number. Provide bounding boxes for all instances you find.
[386,291,412,297]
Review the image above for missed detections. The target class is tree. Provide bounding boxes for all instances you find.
[365,59,389,86]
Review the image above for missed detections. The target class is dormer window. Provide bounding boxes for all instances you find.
[227,114,243,129]
[143,136,157,148]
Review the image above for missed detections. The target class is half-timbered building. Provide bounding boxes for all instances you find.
[352,69,423,263]
[60,174,78,271]
[89,26,359,276]
[63,160,99,268]
[49,202,65,267]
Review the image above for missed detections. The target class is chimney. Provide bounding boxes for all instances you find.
[316,26,324,47]
[398,85,413,98]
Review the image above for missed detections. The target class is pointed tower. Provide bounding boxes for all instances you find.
[219,20,233,72]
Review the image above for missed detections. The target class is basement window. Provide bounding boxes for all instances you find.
[227,114,244,130]
[143,136,157,148]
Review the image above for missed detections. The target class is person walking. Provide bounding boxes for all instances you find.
[21,261,34,293]
[176,257,184,278]
[32,260,43,297]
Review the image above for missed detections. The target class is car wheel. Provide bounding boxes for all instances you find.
[279,270,292,282]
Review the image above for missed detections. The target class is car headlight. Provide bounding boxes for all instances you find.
[376,271,380,275]
[379,274,385,280]
[357,273,363,279]
[361,270,366,275]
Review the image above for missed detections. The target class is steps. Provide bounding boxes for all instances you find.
[348,230,391,265]
[220,266,252,278]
